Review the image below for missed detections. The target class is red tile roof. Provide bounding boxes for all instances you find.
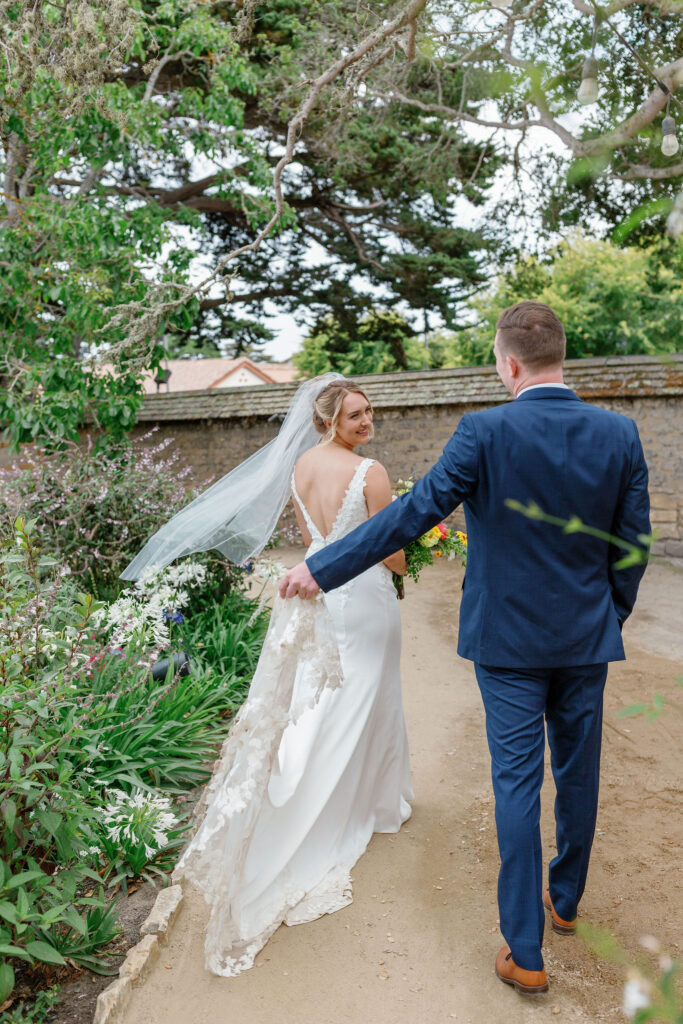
[135,357,298,393]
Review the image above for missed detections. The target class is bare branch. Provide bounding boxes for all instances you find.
[390,91,544,132]
[2,134,21,222]
[143,49,188,103]
[324,207,385,272]
[96,0,430,364]
[392,53,683,161]
[572,0,683,14]
[328,198,386,213]
[610,159,683,180]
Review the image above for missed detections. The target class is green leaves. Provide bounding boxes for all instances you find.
[459,233,683,363]
[618,693,666,721]
[0,962,15,1004]
[23,940,66,966]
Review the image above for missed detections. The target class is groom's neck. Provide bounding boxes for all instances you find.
[511,365,565,397]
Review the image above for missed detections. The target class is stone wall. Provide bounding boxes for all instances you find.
[126,355,683,560]
[3,356,679,557]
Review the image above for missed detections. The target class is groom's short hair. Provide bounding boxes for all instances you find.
[496,302,566,370]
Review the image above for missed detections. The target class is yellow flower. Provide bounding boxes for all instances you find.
[419,526,442,549]
[456,531,468,547]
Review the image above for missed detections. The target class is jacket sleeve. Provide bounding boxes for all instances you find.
[608,420,650,625]
[306,414,479,592]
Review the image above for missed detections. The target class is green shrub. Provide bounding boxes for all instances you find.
[0,431,200,599]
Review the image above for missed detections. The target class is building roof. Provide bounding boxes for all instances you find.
[137,357,298,394]
[135,354,683,422]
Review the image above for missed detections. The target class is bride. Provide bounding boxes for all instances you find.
[121,375,412,977]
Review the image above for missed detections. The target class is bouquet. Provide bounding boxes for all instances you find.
[392,478,467,599]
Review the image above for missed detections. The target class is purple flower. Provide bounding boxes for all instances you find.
[164,609,184,624]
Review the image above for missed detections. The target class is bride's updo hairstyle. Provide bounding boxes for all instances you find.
[313,380,374,443]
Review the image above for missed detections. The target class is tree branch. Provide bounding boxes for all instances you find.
[572,0,683,14]
[143,49,188,103]
[97,0,430,363]
[392,52,683,161]
[610,159,683,180]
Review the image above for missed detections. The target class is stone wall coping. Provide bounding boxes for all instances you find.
[136,354,683,423]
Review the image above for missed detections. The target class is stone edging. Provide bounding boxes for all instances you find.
[92,884,184,1024]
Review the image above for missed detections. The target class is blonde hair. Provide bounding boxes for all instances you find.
[313,380,374,442]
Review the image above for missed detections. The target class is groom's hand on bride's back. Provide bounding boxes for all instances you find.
[279,562,321,600]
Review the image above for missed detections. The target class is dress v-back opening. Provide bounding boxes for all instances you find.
[291,457,374,546]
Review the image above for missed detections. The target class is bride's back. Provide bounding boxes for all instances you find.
[293,446,366,540]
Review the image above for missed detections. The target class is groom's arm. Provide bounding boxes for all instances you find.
[608,420,650,626]
[306,415,479,593]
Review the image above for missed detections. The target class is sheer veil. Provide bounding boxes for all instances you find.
[120,372,344,581]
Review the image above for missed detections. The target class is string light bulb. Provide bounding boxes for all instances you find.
[661,114,679,157]
[577,55,599,105]
[666,190,683,239]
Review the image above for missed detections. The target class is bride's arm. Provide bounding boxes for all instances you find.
[365,464,407,575]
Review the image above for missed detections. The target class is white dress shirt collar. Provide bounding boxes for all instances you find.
[516,382,570,399]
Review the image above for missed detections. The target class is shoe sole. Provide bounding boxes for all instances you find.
[495,967,549,995]
[543,894,577,935]
[550,917,577,936]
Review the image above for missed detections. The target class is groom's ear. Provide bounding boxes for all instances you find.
[507,353,520,379]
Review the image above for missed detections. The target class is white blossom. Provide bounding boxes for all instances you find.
[623,975,652,1019]
[101,787,179,855]
[97,561,206,645]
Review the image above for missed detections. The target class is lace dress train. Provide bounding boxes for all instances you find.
[174,458,413,976]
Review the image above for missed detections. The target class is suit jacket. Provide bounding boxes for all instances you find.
[306,388,650,668]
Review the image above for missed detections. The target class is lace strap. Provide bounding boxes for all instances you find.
[348,457,375,498]
[290,472,321,541]
[357,457,375,487]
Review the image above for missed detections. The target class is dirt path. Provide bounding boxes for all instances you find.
[123,555,682,1024]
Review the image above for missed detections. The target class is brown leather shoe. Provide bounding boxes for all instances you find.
[543,885,577,935]
[495,945,549,994]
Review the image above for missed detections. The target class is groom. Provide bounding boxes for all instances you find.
[279,301,650,994]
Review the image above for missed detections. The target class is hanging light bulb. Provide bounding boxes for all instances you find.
[577,54,599,105]
[491,0,513,8]
[666,190,683,239]
[661,115,679,157]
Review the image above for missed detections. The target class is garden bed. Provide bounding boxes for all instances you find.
[0,515,270,1024]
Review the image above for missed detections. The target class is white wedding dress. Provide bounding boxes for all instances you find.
[174,457,413,977]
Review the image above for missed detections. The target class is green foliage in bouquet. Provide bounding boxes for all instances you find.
[392,479,467,598]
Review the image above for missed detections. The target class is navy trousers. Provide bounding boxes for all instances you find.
[474,662,608,972]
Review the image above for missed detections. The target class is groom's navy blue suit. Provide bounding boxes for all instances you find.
[307,387,650,971]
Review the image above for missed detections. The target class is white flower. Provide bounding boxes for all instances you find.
[623,975,651,1019]
[100,787,179,856]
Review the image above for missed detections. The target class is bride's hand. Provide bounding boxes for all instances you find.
[279,562,321,600]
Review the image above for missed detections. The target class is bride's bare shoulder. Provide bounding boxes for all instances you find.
[364,459,391,489]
